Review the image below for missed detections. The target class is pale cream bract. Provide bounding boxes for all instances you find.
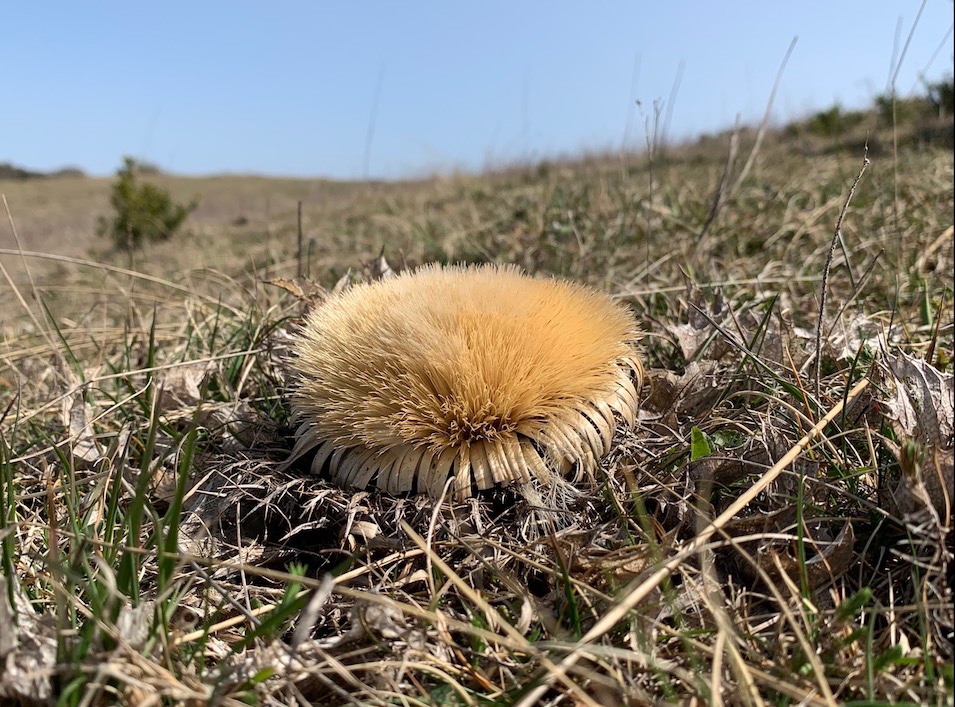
[288,264,642,498]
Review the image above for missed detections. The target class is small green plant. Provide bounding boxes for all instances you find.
[97,156,197,252]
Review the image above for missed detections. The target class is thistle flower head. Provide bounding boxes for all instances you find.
[288,264,642,498]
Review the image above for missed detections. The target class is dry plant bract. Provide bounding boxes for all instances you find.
[288,264,642,499]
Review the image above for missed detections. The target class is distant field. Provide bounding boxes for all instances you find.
[0,172,376,267]
[0,109,952,704]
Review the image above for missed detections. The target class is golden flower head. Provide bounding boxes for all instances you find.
[288,264,642,499]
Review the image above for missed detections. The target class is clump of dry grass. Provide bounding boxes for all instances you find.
[0,110,952,705]
[288,263,642,499]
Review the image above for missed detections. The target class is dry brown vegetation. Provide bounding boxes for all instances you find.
[0,105,952,705]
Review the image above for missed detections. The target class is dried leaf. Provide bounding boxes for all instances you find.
[63,387,101,465]
[803,522,855,587]
[643,362,723,419]
[667,281,833,370]
[330,269,352,295]
[0,576,55,701]
[363,251,396,281]
[827,313,889,362]
[667,281,729,362]
[0,578,15,658]
[757,522,855,589]
[209,400,267,450]
[688,442,772,492]
[879,351,954,521]
[349,520,381,543]
[721,507,798,536]
[265,276,327,310]
[882,351,954,445]
[573,545,656,586]
[116,600,154,651]
[354,602,412,642]
[158,362,213,411]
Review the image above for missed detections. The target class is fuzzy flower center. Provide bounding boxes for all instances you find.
[438,397,519,445]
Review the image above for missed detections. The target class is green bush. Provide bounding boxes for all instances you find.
[874,93,932,124]
[97,157,197,252]
[926,75,954,116]
[805,105,865,137]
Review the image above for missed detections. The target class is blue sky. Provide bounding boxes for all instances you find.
[3,2,952,179]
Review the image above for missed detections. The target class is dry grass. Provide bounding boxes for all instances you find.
[0,109,952,706]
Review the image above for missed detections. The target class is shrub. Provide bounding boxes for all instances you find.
[925,75,954,117]
[806,105,865,137]
[873,93,932,125]
[0,162,44,180]
[97,157,197,252]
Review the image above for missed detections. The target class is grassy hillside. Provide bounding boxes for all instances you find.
[0,102,952,705]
